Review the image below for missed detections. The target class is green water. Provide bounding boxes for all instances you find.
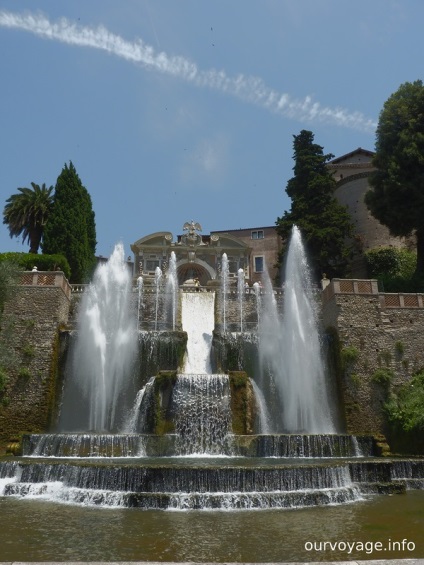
[0,491,423,562]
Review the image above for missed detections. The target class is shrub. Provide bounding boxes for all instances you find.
[0,367,8,392]
[395,341,404,356]
[18,367,31,380]
[365,247,418,291]
[0,252,71,280]
[372,368,394,386]
[22,344,36,359]
[341,346,360,368]
[385,371,424,432]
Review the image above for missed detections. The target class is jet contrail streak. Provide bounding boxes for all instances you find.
[0,10,377,132]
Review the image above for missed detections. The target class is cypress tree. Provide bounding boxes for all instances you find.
[43,162,96,283]
[276,130,353,279]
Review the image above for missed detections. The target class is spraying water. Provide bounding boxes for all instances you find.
[253,282,261,328]
[221,253,229,332]
[165,251,178,330]
[136,276,143,331]
[237,268,245,332]
[59,243,137,432]
[154,266,162,331]
[278,226,334,433]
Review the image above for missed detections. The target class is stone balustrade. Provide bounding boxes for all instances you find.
[322,278,424,309]
[20,271,72,300]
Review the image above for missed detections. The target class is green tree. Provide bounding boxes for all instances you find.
[3,183,54,254]
[276,130,353,278]
[43,162,96,283]
[365,80,424,276]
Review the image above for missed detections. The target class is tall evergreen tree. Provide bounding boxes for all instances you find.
[43,162,96,283]
[3,183,54,254]
[276,130,353,279]
[365,80,424,276]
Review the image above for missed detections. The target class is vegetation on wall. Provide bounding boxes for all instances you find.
[385,370,424,433]
[276,130,354,279]
[365,79,424,278]
[365,247,417,291]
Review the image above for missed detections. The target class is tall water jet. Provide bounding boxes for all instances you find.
[237,268,245,332]
[278,226,334,433]
[59,243,137,432]
[221,253,229,332]
[253,281,261,328]
[165,251,178,330]
[154,266,162,331]
[136,275,143,331]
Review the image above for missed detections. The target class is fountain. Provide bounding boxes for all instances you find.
[237,268,245,332]
[221,252,229,332]
[165,251,178,330]
[154,266,162,331]
[58,243,137,432]
[1,230,423,518]
[257,226,335,433]
[136,275,143,331]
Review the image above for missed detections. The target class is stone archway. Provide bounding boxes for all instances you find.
[177,263,210,286]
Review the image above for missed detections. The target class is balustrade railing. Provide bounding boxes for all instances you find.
[20,271,72,300]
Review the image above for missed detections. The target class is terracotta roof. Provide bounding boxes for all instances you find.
[329,147,375,164]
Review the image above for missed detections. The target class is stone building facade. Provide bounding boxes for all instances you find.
[328,148,413,277]
[131,221,282,287]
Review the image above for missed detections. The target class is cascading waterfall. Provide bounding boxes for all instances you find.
[250,379,271,434]
[181,291,215,374]
[58,243,137,432]
[165,251,178,330]
[173,374,233,455]
[124,378,153,433]
[221,253,229,332]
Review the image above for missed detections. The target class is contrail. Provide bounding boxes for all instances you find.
[0,10,377,132]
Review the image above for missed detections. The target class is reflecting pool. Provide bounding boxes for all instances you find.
[0,490,422,561]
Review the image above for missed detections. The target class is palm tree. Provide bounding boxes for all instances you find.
[3,183,54,254]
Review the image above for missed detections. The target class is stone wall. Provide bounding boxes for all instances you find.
[322,278,424,437]
[0,273,71,445]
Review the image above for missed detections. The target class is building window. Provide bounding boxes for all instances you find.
[145,259,160,272]
[254,256,264,273]
[251,230,264,240]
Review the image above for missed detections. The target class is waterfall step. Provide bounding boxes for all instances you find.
[22,433,375,458]
[1,458,423,510]
[1,458,424,510]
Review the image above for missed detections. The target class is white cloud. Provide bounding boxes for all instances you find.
[0,10,377,132]
[179,135,230,189]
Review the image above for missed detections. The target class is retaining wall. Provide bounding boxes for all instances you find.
[0,273,71,444]
[322,278,424,436]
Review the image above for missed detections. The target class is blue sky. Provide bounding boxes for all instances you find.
[0,1,422,258]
